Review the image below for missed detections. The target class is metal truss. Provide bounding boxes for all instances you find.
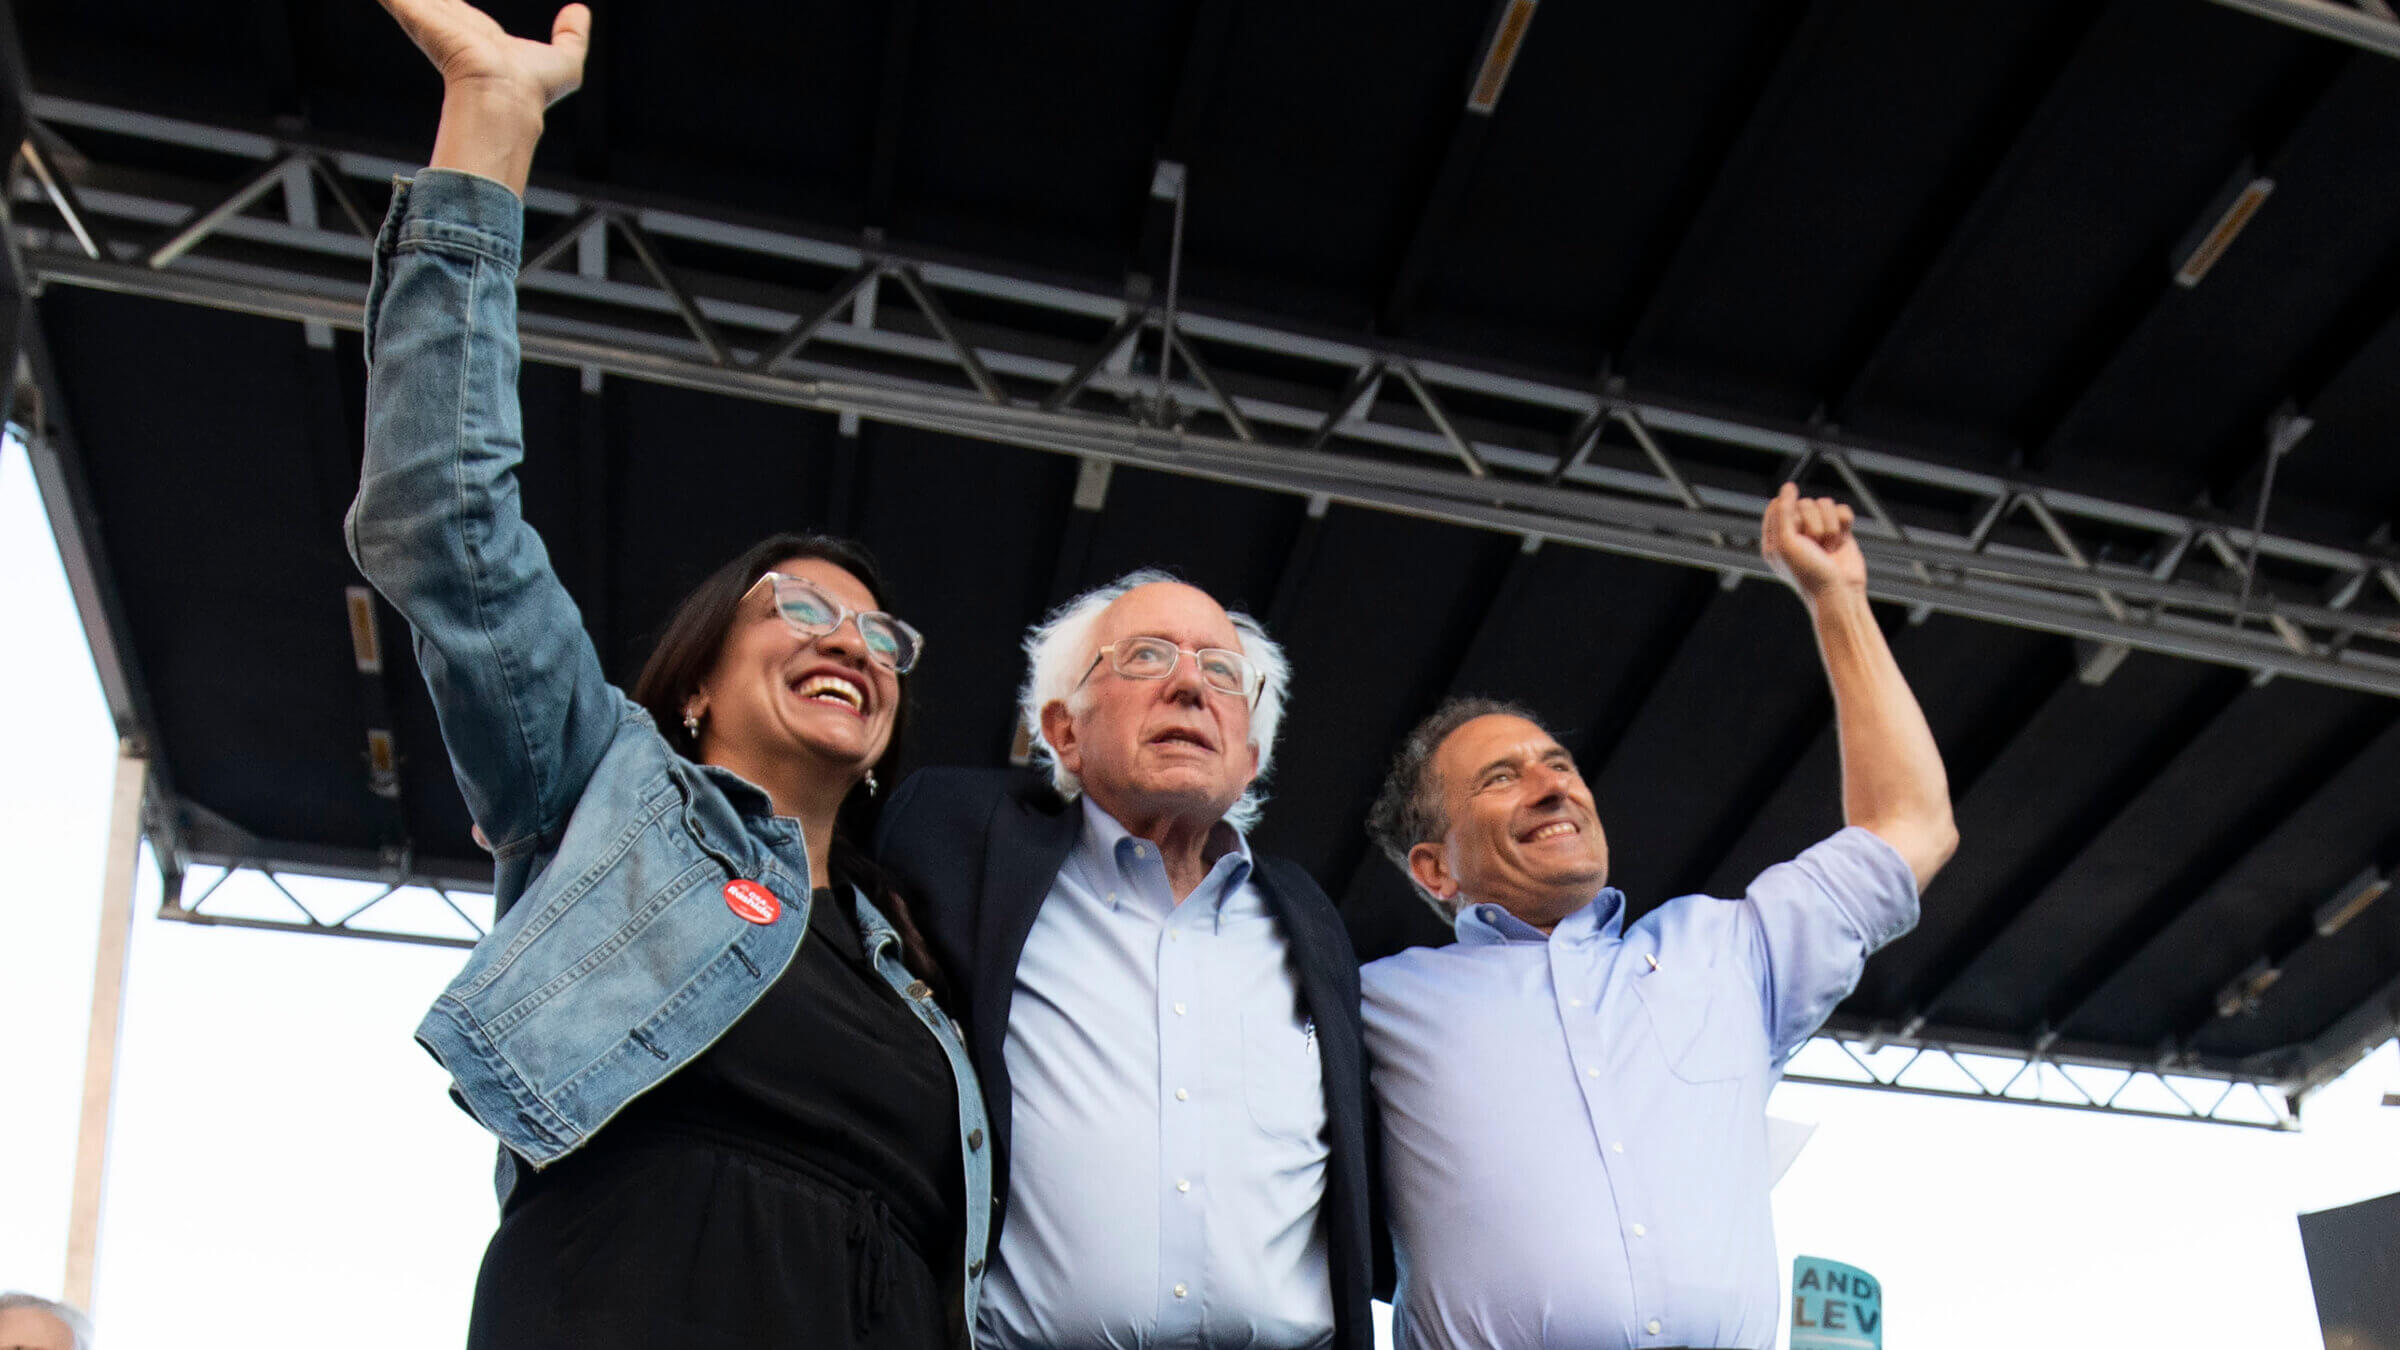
[148,845,2321,1129]
[9,94,2400,701]
[157,847,489,953]
[2205,0,2400,62]
[9,96,2397,1125]
[1787,1023,2300,1131]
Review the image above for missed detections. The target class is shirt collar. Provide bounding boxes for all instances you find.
[1076,796,1255,921]
[1453,887,1626,946]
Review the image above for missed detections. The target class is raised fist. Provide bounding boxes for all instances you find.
[1760,481,1866,600]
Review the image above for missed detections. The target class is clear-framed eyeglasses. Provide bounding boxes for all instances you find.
[743,572,926,673]
[1079,636,1265,707]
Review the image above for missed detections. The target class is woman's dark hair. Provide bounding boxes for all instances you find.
[631,531,946,998]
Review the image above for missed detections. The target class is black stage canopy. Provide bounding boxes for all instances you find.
[10,0,2400,1121]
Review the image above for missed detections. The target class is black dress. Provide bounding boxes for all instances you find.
[464,881,966,1350]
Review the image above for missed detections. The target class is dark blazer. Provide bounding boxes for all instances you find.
[876,766,1375,1350]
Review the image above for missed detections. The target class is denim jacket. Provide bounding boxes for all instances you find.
[346,169,989,1320]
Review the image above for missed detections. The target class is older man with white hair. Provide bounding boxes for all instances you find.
[877,569,1372,1350]
[0,1293,92,1350]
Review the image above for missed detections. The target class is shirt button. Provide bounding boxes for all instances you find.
[1174,1002,1187,1015]
[1175,1088,1189,1101]
[1176,1179,1191,1193]
[1631,1223,1647,1237]
[969,1259,985,1277]
[905,980,931,1000]
[1568,996,1584,1007]
[1586,1067,1600,1079]
[1611,1141,1624,1154]
[1173,1283,1188,1299]
[1646,1320,1662,1336]
[1134,844,1147,857]
[967,1129,984,1150]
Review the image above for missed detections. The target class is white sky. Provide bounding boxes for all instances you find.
[4,432,2396,1348]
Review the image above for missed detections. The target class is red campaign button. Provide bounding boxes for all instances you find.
[722,879,781,925]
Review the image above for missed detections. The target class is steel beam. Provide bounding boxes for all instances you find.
[38,239,2400,701]
[1786,1023,2298,1131]
[144,151,295,270]
[32,91,2377,555]
[2206,0,2400,59]
[151,839,2335,1124]
[16,97,2400,704]
[2279,969,2400,1102]
[15,99,2392,1124]
[18,128,102,260]
[130,790,2380,1123]
[16,319,186,889]
[1813,1011,2306,1103]
[174,807,492,893]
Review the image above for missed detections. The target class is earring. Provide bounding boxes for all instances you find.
[863,769,879,797]
[682,710,702,737]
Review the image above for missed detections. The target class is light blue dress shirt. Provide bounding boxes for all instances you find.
[1362,827,1918,1350]
[979,798,1336,1350]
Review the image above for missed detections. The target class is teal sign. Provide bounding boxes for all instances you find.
[1791,1255,1882,1350]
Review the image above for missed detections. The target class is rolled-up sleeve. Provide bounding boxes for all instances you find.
[1741,826,1920,1060]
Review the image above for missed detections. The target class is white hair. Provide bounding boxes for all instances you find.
[0,1293,94,1350]
[1018,568,1291,833]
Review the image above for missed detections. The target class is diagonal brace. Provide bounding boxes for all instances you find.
[148,151,300,269]
[887,264,1006,404]
[753,262,884,375]
[608,211,733,367]
[18,129,105,260]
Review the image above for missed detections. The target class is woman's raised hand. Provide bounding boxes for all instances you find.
[381,0,589,105]
[378,0,592,195]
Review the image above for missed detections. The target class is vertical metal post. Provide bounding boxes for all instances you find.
[63,745,148,1314]
[1151,160,1188,423]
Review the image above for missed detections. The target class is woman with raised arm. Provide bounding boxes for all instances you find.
[348,3,988,1345]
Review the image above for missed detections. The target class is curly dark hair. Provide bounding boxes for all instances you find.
[1365,696,1552,923]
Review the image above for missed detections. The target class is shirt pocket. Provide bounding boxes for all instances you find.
[1240,1003,1329,1143]
[1631,970,1756,1084]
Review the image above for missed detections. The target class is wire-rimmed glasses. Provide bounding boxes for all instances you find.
[1079,636,1264,707]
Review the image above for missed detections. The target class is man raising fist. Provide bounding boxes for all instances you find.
[1360,484,1958,1350]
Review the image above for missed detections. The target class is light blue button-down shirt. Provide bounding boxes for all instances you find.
[1362,827,1918,1350]
[979,798,1335,1350]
